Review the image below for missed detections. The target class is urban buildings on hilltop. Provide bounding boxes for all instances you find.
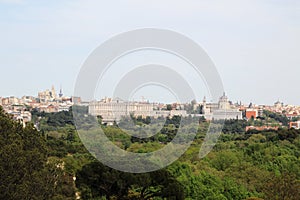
[2,86,300,128]
[89,93,243,124]
[38,85,57,102]
[89,97,189,124]
[0,86,83,126]
[89,97,154,124]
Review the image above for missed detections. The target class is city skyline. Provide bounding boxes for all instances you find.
[0,85,297,107]
[0,83,295,106]
[2,86,300,128]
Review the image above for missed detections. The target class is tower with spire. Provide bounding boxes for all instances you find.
[59,85,63,98]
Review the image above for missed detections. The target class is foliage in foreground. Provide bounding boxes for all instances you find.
[1,107,300,199]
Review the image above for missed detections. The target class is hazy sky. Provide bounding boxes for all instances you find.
[0,0,299,105]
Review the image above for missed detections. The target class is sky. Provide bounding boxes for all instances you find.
[0,0,299,105]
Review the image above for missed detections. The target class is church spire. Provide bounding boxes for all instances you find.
[59,85,63,98]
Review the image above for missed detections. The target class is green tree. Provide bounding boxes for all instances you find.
[262,172,300,200]
[76,161,132,199]
[76,161,184,200]
[0,106,62,199]
[166,104,172,111]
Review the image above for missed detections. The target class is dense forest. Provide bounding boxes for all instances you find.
[0,106,300,199]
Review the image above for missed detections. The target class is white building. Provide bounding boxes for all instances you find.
[89,98,188,124]
[202,93,243,120]
[89,93,242,124]
[89,98,154,123]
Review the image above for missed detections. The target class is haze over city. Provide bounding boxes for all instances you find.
[0,0,299,105]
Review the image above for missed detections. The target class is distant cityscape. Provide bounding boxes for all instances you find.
[1,86,300,129]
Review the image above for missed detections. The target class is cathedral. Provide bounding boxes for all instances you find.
[201,92,243,120]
